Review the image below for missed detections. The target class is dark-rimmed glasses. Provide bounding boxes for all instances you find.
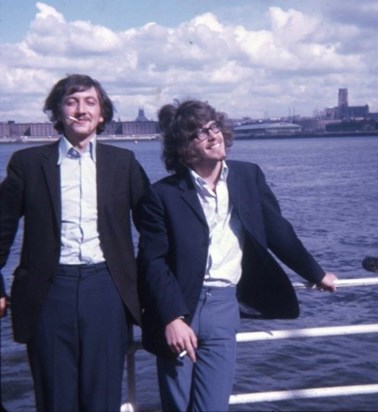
[193,122,222,141]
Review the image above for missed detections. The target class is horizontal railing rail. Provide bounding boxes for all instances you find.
[236,323,378,342]
[122,276,378,412]
[293,277,378,288]
[229,383,378,405]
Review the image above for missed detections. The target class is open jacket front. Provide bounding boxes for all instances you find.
[0,140,149,343]
[138,160,325,357]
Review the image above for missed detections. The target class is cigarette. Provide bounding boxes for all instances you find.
[178,350,187,358]
[67,116,79,122]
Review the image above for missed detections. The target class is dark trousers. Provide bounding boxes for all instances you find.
[157,286,240,412]
[27,263,128,412]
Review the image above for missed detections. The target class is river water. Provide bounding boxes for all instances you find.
[1,136,378,411]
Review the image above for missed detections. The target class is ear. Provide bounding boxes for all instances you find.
[99,115,104,124]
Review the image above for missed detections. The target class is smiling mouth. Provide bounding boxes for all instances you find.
[209,141,222,148]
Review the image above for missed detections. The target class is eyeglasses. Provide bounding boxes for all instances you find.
[193,122,222,141]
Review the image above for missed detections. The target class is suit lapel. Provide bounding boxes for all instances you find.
[179,174,207,226]
[96,143,112,213]
[226,162,240,211]
[41,142,61,228]
[227,161,262,243]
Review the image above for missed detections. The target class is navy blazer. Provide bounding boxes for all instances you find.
[0,140,149,343]
[138,160,325,357]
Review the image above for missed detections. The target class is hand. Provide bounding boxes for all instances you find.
[0,296,7,317]
[317,272,338,292]
[165,317,198,362]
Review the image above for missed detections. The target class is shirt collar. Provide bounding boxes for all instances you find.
[189,161,228,192]
[58,135,97,165]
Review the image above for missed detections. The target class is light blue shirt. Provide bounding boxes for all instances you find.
[58,136,105,265]
[190,162,245,287]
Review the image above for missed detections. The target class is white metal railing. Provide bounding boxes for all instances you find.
[229,384,378,405]
[121,277,378,412]
[236,323,378,342]
[292,277,378,288]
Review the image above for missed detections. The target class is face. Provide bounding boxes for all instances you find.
[60,86,104,144]
[185,120,226,171]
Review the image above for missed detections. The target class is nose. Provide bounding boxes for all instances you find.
[76,99,87,114]
[207,129,218,140]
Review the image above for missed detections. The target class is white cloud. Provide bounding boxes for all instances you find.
[26,2,122,55]
[0,1,377,122]
[35,2,65,23]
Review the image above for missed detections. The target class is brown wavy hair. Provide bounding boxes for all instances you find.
[43,74,114,134]
[159,100,233,174]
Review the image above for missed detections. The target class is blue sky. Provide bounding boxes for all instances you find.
[1,0,377,122]
[0,0,284,42]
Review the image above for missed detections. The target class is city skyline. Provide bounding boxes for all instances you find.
[1,0,378,122]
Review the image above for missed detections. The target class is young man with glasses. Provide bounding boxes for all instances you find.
[138,99,337,412]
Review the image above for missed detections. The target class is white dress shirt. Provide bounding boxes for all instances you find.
[58,136,105,265]
[190,162,245,287]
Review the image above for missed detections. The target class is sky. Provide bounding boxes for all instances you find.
[0,0,377,123]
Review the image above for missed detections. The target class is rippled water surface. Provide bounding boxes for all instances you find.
[1,136,378,411]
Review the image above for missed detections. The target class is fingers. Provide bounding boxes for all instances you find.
[165,318,198,362]
[172,330,197,362]
[181,330,198,362]
[317,272,338,292]
[0,297,7,317]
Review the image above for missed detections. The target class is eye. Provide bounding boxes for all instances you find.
[210,122,221,133]
[64,98,77,106]
[86,98,98,106]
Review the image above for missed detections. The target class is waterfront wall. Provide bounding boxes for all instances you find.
[0,119,159,139]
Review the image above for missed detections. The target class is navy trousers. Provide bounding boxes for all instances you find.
[27,262,128,412]
[157,286,240,412]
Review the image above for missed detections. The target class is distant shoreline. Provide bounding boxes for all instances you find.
[1,131,378,144]
[234,131,378,140]
[0,135,160,144]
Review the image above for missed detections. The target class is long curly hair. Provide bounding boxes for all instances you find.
[159,100,233,174]
[43,74,114,135]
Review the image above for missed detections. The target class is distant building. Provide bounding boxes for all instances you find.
[29,123,58,137]
[104,121,122,136]
[0,122,10,138]
[325,88,369,120]
[121,120,157,136]
[0,121,58,139]
[317,89,377,133]
[233,121,302,139]
[338,88,348,108]
[293,117,323,132]
[325,119,377,133]
[0,109,158,139]
[121,108,158,135]
[134,108,149,122]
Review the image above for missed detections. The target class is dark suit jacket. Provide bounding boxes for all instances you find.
[0,140,149,343]
[138,160,325,357]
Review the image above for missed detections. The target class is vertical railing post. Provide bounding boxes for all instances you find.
[126,324,137,409]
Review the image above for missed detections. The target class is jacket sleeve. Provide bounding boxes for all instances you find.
[0,152,24,297]
[138,187,190,325]
[128,152,150,231]
[0,275,5,298]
